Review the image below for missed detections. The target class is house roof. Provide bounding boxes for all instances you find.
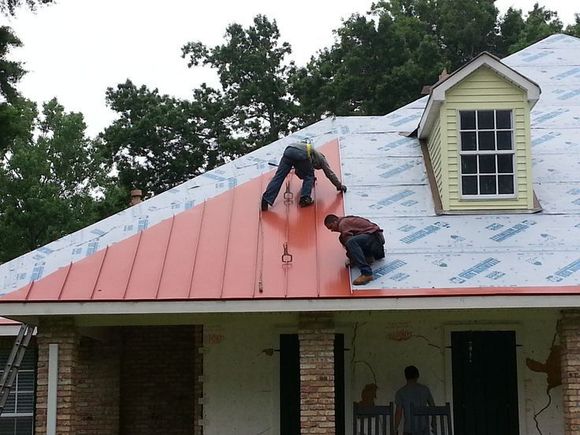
[1,141,352,302]
[418,51,541,139]
[1,34,580,311]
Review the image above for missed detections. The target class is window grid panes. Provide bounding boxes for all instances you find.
[0,346,35,435]
[459,110,515,196]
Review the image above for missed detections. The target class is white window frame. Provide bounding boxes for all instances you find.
[458,109,516,199]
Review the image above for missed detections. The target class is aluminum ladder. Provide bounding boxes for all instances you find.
[0,324,34,416]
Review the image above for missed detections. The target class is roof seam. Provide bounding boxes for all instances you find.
[89,247,109,300]
[219,189,236,298]
[187,200,206,299]
[123,231,144,299]
[154,215,176,299]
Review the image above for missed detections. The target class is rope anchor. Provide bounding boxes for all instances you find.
[281,242,293,265]
[283,180,294,204]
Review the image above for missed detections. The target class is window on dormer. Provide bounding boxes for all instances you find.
[459,109,515,197]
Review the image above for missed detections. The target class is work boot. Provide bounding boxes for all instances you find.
[261,198,270,211]
[299,196,314,208]
[352,274,373,286]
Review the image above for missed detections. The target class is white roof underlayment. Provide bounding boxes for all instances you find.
[1,34,580,294]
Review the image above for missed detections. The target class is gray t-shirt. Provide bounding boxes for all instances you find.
[395,382,434,434]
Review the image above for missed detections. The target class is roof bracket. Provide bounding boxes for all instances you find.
[283,180,294,205]
[281,242,293,265]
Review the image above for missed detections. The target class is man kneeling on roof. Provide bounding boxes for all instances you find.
[324,214,385,285]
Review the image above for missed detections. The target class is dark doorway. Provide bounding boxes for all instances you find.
[451,331,519,435]
[280,334,300,435]
[280,334,345,435]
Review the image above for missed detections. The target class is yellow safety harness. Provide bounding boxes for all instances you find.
[306,142,313,159]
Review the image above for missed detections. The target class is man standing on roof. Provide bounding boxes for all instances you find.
[261,141,346,211]
[324,214,385,285]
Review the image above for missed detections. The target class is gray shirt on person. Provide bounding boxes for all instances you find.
[287,143,342,189]
[395,382,434,434]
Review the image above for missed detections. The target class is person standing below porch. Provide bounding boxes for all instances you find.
[261,142,346,211]
[394,365,435,435]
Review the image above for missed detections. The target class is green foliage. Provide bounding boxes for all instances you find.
[0,99,117,262]
[290,3,446,120]
[0,0,51,16]
[290,1,573,120]
[496,7,526,57]
[182,15,298,151]
[564,14,580,38]
[506,3,563,53]
[0,26,24,103]
[101,80,224,196]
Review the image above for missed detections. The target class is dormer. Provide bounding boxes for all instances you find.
[418,52,541,214]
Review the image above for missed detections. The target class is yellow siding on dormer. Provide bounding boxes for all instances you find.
[426,117,445,199]
[442,66,533,211]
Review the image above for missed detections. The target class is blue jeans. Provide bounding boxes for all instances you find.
[262,146,315,205]
[345,234,381,276]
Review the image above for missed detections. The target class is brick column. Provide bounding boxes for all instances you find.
[559,310,580,434]
[299,312,335,435]
[35,317,80,435]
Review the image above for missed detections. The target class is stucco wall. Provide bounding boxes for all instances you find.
[202,309,563,435]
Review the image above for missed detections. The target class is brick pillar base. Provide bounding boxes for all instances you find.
[299,312,335,435]
[559,310,580,434]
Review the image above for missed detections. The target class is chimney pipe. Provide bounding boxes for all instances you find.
[130,189,143,206]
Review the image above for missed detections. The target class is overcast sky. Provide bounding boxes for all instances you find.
[4,0,579,136]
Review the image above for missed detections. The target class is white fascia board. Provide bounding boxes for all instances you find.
[417,53,541,139]
[0,295,579,316]
[418,97,440,139]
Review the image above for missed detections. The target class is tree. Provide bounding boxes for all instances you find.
[290,2,445,120]
[100,80,224,196]
[0,26,28,155]
[433,0,499,68]
[0,99,114,262]
[0,0,51,16]
[565,14,580,38]
[0,26,24,102]
[182,15,297,152]
[506,3,563,53]
[496,8,526,57]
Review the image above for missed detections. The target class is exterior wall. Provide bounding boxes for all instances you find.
[202,314,296,434]
[35,317,80,435]
[426,116,447,206]
[559,310,580,434]
[203,309,564,435]
[33,322,202,435]
[443,66,533,211]
[299,312,335,435]
[35,319,121,435]
[74,334,121,434]
[120,325,199,435]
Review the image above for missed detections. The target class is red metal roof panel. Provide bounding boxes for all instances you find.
[0,139,350,302]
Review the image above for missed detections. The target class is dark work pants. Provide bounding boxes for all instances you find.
[262,146,315,205]
[345,234,379,276]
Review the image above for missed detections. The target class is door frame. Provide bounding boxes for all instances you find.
[443,323,527,435]
[271,325,353,434]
